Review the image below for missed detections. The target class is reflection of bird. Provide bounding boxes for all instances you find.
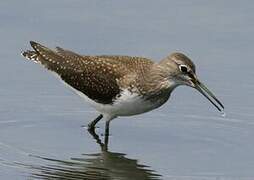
[22,41,224,134]
[28,130,162,180]
[29,152,161,180]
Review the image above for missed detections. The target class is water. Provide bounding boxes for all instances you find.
[0,1,254,179]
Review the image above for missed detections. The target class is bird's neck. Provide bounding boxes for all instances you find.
[136,64,178,97]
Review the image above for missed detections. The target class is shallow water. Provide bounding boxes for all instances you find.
[0,1,254,179]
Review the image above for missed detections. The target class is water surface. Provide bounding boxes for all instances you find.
[0,1,254,179]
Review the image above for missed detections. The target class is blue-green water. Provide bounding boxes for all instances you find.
[0,1,254,179]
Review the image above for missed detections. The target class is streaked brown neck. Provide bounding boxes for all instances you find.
[135,63,177,97]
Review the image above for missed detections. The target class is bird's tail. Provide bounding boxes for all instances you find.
[21,41,54,63]
[21,41,65,70]
[21,41,79,76]
[21,50,40,63]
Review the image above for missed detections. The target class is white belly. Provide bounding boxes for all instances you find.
[76,88,168,117]
[108,89,169,116]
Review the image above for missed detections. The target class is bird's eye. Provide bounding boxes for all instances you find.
[179,65,188,73]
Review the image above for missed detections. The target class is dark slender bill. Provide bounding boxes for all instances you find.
[195,81,224,112]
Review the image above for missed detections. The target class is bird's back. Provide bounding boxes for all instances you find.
[22,41,154,104]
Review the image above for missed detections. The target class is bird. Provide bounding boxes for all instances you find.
[22,41,224,135]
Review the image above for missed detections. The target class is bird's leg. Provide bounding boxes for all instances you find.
[104,120,110,150]
[87,116,111,151]
[88,114,103,131]
[105,120,110,136]
[88,115,113,151]
[87,125,105,150]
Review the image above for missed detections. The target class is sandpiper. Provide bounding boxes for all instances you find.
[22,41,224,135]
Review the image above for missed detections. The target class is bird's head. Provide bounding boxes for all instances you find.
[159,52,224,112]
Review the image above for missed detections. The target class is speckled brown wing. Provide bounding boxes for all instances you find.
[22,41,154,104]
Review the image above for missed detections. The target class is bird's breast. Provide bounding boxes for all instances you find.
[108,89,170,116]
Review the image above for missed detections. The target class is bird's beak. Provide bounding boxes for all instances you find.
[190,73,224,112]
